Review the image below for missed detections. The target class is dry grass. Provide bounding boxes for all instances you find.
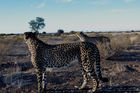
[0,39,15,56]
[96,42,112,59]
[0,32,140,92]
[95,33,138,59]
[60,34,79,42]
[110,35,131,54]
[15,36,24,42]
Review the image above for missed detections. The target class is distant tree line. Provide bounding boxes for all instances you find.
[28,17,140,36]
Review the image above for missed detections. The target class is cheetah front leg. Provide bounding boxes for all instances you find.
[91,77,98,93]
[75,70,88,90]
[79,72,88,90]
[88,72,98,93]
[37,72,43,93]
[77,56,88,90]
[42,72,47,91]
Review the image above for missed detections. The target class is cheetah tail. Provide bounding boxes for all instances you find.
[95,48,109,82]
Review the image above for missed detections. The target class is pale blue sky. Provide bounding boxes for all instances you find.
[0,0,140,33]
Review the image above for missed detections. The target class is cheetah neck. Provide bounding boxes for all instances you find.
[26,37,48,53]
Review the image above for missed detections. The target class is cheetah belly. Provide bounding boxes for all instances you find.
[45,59,76,71]
[40,45,79,69]
[43,54,77,69]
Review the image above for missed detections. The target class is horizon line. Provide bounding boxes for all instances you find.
[0,30,140,34]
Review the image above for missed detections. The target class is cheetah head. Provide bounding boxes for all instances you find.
[24,32,37,42]
[76,32,87,41]
[76,32,87,37]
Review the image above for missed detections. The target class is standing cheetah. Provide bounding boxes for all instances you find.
[24,32,108,93]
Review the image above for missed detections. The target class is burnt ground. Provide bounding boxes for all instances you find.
[0,38,140,93]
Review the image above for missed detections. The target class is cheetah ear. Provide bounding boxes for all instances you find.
[76,32,83,35]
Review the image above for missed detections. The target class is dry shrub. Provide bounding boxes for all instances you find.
[97,42,112,59]
[97,34,132,59]
[110,35,131,54]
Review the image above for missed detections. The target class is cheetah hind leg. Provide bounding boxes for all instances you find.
[91,78,98,92]
[79,73,88,90]
[75,72,88,90]
[86,77,98,93]
[88,73,98,93]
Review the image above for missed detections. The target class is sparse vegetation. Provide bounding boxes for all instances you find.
[15,36,24,42]
[96,42,112,59]
[94,33,138,59]
[110,35,131,53]
[70,31,76,34]
[42,31,46,34]
[0,39,15,56]
[0,31,140,92]
[56,29,64,36]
